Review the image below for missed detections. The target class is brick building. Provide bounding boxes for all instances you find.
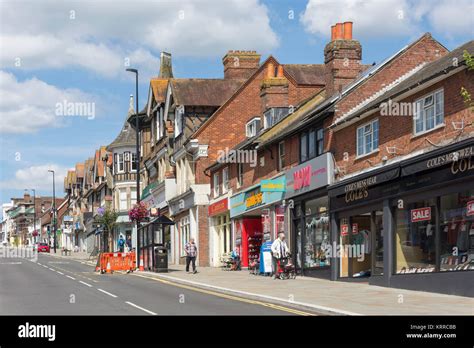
[206,24,473,296]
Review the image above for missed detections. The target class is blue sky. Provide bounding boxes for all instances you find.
[0,0,473,216]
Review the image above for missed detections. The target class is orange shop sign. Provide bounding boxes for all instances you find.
[208,198,228,217]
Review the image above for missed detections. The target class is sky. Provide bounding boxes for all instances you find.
[0,0,473,216]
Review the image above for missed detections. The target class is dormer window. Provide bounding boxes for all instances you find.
[263,107,290,129]
[246,117,261,137]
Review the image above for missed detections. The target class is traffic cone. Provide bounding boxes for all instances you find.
[139,256,144,271]
[106,261,112,274]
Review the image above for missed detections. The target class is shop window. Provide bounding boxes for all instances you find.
[180,216,190,257]
[395,198,436,274]
[439,190,474,272]
[356,119,379,157]
[278,141,285,171]
[414,89,444,135]
[304,197,330,268]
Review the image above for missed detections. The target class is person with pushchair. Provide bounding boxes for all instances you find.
[271,232,289,279]
[230,247,241,271]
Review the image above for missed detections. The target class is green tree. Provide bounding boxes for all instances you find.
[95,204,118,252]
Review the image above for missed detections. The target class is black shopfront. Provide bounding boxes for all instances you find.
[328,138,474,297]
[138,215,174,272]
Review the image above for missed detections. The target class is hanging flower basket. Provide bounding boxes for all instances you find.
[128,202,148,222]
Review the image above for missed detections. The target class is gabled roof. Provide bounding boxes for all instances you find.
[330,40,473,128]
[283,64,326,85]
[170,78,245,106]
[75,163,84,178]
[150,78,169,104]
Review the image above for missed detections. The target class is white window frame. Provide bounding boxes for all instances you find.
[246,117,260,137]
[118,153,125,173]
[222,167,229,193]
[119,188,127,211]
[130,153,137,172]
[278,141,285,170]
[356,118,379,158]
[413,89,444,136]
[180,216,190,257]
[213,173,220,198]
[237,163,243,188]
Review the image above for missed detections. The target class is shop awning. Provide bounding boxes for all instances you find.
[149,215,175,225]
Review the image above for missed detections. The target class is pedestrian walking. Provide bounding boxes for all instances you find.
[126,235,132,251]
[184,238,198,274]
[118,235,125,252]
[270,232,289,279]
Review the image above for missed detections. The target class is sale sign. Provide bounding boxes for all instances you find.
[341,224,349,236]
[352,223,359,235]
[467,200,474,216]
[411,207,431,222]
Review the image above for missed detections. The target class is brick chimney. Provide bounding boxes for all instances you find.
[223,50,261,79]
[260,62,289,114]
[159,52,173,78]
[324,21,362,96]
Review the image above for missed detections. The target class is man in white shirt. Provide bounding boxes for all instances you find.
[271,232,289,278]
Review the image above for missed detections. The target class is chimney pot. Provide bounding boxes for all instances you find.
[267,62,275,79]
[331,25,336,41]
[343,21,353,40]
[335,23,343,40]
[277,65,284,78]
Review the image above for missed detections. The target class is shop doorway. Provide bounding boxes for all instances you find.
[339,210,383,278]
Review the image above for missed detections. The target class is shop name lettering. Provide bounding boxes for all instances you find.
[293,165,311,190]
[246,192,263,208]
[344,176,377,203]
[451,155,474,175]
[426,146,473,170]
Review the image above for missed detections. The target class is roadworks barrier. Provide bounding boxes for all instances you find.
[97,252,136,274]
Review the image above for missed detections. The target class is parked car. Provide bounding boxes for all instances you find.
[37,243,50,253]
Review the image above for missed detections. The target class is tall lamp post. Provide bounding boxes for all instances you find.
[126,68,141,268]
[25,189,36,246]
[48,170,57,253]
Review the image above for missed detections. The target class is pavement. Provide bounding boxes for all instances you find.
[9,250,473,316]
[139,263,474,316]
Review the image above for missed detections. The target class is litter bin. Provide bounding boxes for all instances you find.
[154,245,168,273]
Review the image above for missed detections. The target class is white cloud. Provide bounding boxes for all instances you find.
[0,164,70,192]
[0,71,97,133]
[0,0,278,77]
[301,0,473,39]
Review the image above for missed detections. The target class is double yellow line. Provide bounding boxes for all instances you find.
[133,273,315,316]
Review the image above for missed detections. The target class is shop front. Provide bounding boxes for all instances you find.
[329,138,474,296]
[284,153,334,277]
[230,176,286,268]
[209,197,232,267]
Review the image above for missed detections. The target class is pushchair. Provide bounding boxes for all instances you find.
[275,255,296,280]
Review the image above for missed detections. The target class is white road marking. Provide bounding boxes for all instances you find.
[0,262,22,265]
[42,265,48,268]
[48,268,55,271]
[66,275,76,280]
[37,263,42,266]
[79,281,92,287]
[97,289,118,298]
[56,271,64,275]
[125,301,157,315]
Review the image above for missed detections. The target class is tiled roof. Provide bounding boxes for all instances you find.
[331,39,473,128]
[283,64,326,85]
[75,163,84,178]
[170,79,244,106]
[150,79,169,104]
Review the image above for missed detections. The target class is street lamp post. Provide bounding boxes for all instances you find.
[48,170,57,253]
[126,68,141,269]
